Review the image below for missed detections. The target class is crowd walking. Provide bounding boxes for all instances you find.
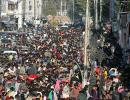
[0,26,129,100]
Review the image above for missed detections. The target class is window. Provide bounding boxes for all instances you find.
[29,1,31,10]
[8,4,15,11]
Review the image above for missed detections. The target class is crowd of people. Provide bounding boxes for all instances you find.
[0,26,130,100]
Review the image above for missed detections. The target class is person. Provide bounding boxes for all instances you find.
[70,83,80,100]
[91,85,99,100]
[8,54,13,61]
[9,96,14,100]
[48,88,53,100]
[62,82,70,99]
[20,93,25,100]
[18,80,28,93]
[77,85,88,100]
[111,84,125,100]
[8,87,16,99]
[26,64,37,75]
[19,65,26,75]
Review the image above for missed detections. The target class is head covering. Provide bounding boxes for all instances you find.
[4,72,9,77]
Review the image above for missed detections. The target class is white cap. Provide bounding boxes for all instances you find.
[86,81,90,85]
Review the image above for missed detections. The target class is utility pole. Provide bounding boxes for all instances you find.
[72,0,75,23]
[0,0,1,18]
[95,0,98,29]
[34,0,36,19]
[64,0,67,16]
[84,0,90,68]
[83,0,90,87]
[23,0,26,28]
[61,0,63,16]
[100,0,102,22]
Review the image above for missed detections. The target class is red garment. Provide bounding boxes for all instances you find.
[59,32,64,35]
[54,80,61,91]
[53,48,57,53]
[78,83,82,90]
[27,74,39,83]
[71,87,80,99]
[5,96,10,100]
[95,67,100,75]
[57,52,62,60]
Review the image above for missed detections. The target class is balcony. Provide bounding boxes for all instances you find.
[7,3,16,15]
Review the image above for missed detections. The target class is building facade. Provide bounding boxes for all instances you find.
[0,0,43,29]
[24,0,42,21]
[116,1,130,64]
[1,0,17,17]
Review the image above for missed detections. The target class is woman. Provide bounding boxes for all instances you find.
[62,82,70,100]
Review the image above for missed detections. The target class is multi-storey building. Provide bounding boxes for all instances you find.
[24,0,42,21]
[0,0,43,29]
[0,0,17,17]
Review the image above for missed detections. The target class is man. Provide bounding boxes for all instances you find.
[62,82,70,99]
[77,85,88,100]
[26,64,37,75]
[112,86,121,100]
[8,87,17,99]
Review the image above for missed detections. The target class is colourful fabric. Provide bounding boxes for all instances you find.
[48,91,53,100]
[95,67,100,75]
[8,55,13,61]
[104,70,108,78]
[54,80,60,91]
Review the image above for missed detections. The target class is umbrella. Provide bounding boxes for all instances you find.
[109,68,118,77]
[27,74,39,82]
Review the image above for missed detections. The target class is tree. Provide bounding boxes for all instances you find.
[42,0,57,16]
[70,0,110,21]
